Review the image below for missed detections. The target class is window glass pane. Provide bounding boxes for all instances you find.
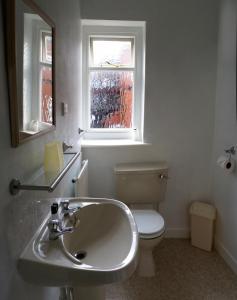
[40,66,52,123]
[41,32,52,64]
[91,39,133,67]
[90,71,133,128]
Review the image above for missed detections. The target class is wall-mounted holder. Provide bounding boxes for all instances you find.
[9,151,80,195]
[225,146,236,156]
[216,145,237,174]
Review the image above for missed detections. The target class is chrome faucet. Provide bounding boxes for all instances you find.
[47,201,79,240]
[61,199,80,216]
[48,219,74,240]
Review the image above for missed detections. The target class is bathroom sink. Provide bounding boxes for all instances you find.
[18,197,138,287]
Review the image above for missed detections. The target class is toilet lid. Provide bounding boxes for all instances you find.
[131,209,165,238]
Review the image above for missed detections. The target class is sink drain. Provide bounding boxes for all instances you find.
[74,250,87,260]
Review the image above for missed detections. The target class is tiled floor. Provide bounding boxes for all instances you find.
[106,239,237,300]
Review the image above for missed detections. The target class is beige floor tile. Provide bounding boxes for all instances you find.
[106,239,237,300]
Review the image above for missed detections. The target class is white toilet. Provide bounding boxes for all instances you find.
[114,162,168,277]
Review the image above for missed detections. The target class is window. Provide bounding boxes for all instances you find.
[81,20,146,142]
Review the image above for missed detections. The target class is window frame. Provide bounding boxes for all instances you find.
[81,20,146,142]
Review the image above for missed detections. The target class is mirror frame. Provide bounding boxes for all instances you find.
[6,0,56,147]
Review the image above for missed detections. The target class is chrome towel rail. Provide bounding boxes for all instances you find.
[9,152,80,195]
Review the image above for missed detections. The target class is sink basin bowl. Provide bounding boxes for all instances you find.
[63,202,134,270]
[18,197,138,287]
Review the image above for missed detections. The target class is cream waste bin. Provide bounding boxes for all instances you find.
[190,201,216,251]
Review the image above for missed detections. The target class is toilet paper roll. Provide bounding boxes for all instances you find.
[217,155,235,173]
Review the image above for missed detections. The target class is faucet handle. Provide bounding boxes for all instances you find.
[61,199,69,209]
[48,219,61,232]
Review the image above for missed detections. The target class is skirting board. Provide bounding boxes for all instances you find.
[215,239,237,274]
[165,228,190,238]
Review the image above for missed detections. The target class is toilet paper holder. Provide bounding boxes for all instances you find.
[216,146,236,174]
[225,146,236,158]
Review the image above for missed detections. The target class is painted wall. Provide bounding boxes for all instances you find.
[211,0,237,273]
[81,0,219,237]
[0,0,81,299]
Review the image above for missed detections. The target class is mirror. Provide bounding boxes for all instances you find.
[6,0,55,147]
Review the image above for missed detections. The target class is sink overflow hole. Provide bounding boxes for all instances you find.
[74,250,87,260]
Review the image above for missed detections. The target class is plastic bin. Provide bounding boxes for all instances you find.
[190,201,216,251]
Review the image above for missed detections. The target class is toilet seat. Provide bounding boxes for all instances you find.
[131,209,165,239]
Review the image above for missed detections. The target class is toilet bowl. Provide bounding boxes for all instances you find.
[114,162,168,277]
[132,209,165,276]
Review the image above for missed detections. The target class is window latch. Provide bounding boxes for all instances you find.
[78,128,85,135]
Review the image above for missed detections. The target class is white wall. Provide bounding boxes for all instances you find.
[0,0,81,299]
[81,0,219,237]
[211,0,237,273]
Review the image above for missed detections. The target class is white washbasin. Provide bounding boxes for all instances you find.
[18,197,138,287]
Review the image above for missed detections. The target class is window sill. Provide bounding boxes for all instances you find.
[81,139,151,148]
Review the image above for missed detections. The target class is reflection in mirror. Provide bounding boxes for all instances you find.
[23,13,53,133]
[6,0,55,147]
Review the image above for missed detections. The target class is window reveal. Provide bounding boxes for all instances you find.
[81,20,145,141]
